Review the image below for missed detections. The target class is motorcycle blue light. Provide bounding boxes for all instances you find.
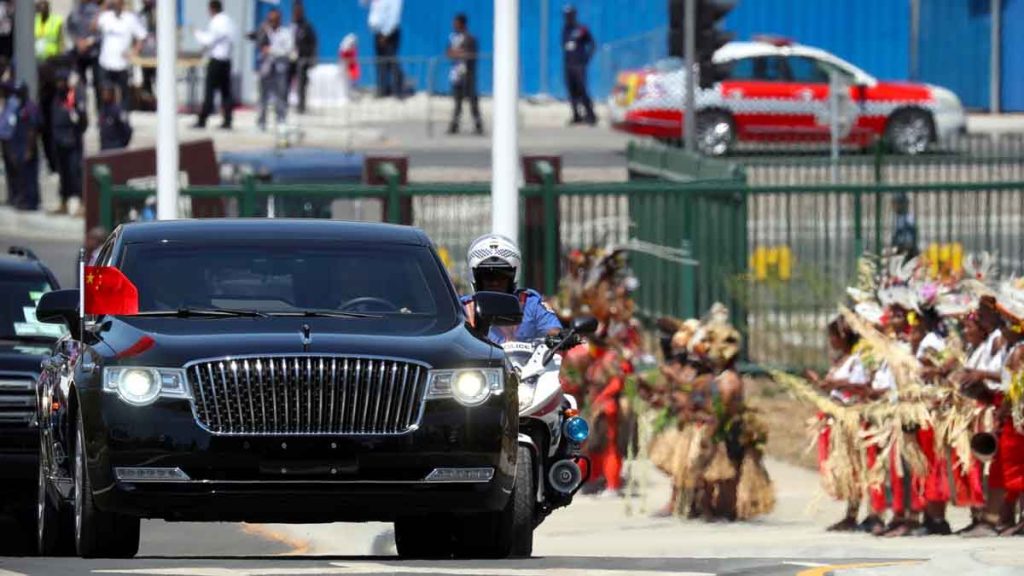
[564,416,589,443]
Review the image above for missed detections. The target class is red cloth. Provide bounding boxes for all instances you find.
[951,451,984,508]
[917,427,950,504]
[816,414,830,476]
[865,436,886,514]
[996,420,1024,499]
[890,440,926,514]
[586,421,622,491]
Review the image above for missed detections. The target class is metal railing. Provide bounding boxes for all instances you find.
[94,159,1024,370]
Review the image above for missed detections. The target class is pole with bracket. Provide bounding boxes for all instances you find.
[683,0,697,153]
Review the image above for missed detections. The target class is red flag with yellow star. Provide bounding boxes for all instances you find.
[84,266,139,316]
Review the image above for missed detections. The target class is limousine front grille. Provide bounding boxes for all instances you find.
[186,356,427,435]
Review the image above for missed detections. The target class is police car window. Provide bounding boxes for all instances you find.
[118,242,457,321]
[787,56,831,84]
[724,57,788,82]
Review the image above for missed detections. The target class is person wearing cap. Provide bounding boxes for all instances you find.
[562,5,596,126]
[49,68,87,216]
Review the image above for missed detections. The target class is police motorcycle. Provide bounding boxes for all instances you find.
[505,316,597,527]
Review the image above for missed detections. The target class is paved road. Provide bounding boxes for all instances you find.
[0,460,1018,576]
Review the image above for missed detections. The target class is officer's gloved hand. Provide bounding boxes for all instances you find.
[548,331,582,351]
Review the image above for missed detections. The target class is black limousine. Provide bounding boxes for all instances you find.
[34,220,531,559]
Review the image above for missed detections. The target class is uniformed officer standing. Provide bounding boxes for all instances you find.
[50,69,87,216]
[562,5,596,126]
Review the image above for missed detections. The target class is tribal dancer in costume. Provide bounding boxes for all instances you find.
[806,316,884,532]
[649,305,774,521]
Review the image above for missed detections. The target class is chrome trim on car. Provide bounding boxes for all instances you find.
[183,354,431,437]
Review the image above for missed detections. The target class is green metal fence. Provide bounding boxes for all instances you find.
[95,162,1024,370]
[741,180,1024,368]
[628,135,1024,188]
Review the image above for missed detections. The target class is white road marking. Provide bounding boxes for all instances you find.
[785,562,828,568]
[0,570,29,576]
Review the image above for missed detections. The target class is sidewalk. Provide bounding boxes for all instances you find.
[251,458,1023,574]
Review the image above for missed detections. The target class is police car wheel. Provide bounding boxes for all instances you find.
[696,111,735,157]
[885,109,933,155]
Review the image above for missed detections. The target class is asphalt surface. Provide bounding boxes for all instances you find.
[0,556,918,576]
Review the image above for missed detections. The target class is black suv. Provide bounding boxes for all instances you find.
[0,248,62,521]
[35,220,532,559]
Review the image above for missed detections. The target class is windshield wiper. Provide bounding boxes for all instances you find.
[132,307,269,318]
[267,309,382,319]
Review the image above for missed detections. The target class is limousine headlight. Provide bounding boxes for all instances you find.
[103,367,190,406]
[426,368,504,407]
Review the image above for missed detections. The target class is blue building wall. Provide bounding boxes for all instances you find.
[724,0,910,82]
[1002,0,1024,111]
[266,0,1021,110]
[918,0,990,110]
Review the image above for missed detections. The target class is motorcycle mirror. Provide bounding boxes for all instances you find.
[572,316,599,335]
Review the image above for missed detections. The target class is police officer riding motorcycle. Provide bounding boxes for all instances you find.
[462,234,594,527]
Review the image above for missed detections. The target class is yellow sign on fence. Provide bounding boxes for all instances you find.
[750,245,792,281]
[924,242,963,279]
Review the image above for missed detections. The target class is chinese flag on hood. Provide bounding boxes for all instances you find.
[84,266,139,316]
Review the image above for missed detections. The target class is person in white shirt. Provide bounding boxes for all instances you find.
[364,0,403,97]
[806,316,878,533]
[192,0,235,129]
[252,8,293,130]
[93,0,147,110]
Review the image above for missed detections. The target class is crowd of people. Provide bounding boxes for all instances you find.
[552,245,773,522]
[776,250,1024,537]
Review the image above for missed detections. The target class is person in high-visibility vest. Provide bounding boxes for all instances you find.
[34,0,63,60]
[35,0,65,177]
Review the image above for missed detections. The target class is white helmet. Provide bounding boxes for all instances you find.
[467,233,521,291]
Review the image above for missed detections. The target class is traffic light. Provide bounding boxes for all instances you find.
[667,0,736,88]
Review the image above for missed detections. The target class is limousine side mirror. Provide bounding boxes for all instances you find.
[37,289,81,336]
[471,291,523,336]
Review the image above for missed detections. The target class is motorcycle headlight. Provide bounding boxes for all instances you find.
[103,367,190,406]
[518,378,537,412]
[426,368,504,407]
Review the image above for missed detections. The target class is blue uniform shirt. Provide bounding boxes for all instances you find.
[562,23,594,67]
[461,288,563,344]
